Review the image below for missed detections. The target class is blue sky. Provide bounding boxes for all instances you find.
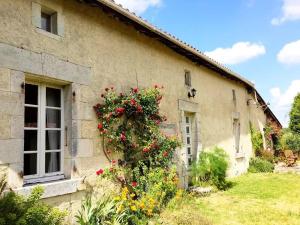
[115,0,300,126]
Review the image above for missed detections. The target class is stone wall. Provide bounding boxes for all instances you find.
[0,0,271,221]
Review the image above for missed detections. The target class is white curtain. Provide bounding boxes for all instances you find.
[46,110,60,173]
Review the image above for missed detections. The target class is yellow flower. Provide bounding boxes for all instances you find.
[130,205,137,211]
[114,196,121,201]
[117,205,123,213]
[130,193,136,198]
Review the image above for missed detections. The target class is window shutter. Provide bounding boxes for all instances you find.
[32,2,41,28]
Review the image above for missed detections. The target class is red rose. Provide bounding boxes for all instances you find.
[132,181,138,187]
[143,147,150,153]
[120,132,126,142]
[130,99,137,106]
[132,88,138,93]
[96,169,104,176]
[115,107,125,115]
[163,151,168,157]
[137,105,143,113]
[98,123,103,130]
[112,159,117,164]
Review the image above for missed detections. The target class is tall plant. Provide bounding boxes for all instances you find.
[249,122,264,156]
[289,93,300,134]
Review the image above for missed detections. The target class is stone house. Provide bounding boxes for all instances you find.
[0,0,281,223]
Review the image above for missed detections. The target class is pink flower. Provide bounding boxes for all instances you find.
[163,151,168,157]
[112,160,117,165]
[143,147,150,153]
[120,132,126,142]
[96,169,104,176]
[132,88,139,93]
[132,181,138,187]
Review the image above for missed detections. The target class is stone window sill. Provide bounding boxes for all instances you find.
[13,178,82,199]
[235,152,246,159]
[35,28,62,41]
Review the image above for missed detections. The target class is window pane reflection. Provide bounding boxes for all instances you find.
[46,130,61,150]
[25,84,38,105]
[46,88,61,107]
[24,153,37,175]
[46,109,61,128]
[25,107,38,127]
[45,152,60,173]
[24,130,37,151]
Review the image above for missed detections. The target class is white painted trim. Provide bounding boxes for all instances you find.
[24,82,64,183]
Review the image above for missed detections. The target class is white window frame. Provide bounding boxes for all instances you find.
[185,115,193,166]
[24,82,64,184]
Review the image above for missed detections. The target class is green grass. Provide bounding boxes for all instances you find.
[155,173,300,225]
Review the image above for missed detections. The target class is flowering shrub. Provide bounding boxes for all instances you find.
[93,86,179,171]
[89,86,180,223]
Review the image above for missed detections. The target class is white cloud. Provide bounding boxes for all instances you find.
[269,80,300,127]
[271,0,300,25]
[204,42,266,65]
[277,40,300,65]
[114,0,162,14]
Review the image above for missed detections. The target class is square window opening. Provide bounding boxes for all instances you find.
[40,7,58,35]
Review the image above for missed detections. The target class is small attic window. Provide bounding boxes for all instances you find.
[185,71,191,87]
[41,8,58,34]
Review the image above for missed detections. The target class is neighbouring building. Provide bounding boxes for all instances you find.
[0,0,281,223]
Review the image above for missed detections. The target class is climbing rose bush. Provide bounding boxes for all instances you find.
[92,86,180,221]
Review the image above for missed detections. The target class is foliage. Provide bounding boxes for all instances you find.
[0,176,6,196]
[289,93,300,134]
[279,129,300,153]
[190,147,230,190]
[78,86,180,224]
[249,122,264,156]
[248,158,274,173]
[260,149,274,162]
[75,194,128,225]
[0,185,66,225]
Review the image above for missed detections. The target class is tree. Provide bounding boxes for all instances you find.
[289,93,300,134]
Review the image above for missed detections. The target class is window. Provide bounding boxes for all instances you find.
[40,8,58,34]
[32,2,63,37]
[185,115,193,166]
[232,89,237,107]
[233,118,240,153]
[24,83,64,183]
[185,71,191,87]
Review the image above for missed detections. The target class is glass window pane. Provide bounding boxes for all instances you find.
[24,153,37,175]
[46,109,61,128]
[24,130,37,151]
[41,12,51,32]
[45,152,61,173]
[187,147,191,154]
[185,117,189,123]
[187,137,190,145]
[46,130,61,150]
[46,87,61,107]
[25,84,38,105]
[25,107,38,127]
[188,157,192,166]
[186,126,190,134]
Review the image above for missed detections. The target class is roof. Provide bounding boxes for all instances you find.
[79,0,282,128]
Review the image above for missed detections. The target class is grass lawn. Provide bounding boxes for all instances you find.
[155,173,300,225]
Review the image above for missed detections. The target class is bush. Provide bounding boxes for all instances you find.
[260,150,274,163]
[0,185,66,225]
[190,147,230,190]
[250,123,264,156]
[280,129,300,153]
[248,158,274,173]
